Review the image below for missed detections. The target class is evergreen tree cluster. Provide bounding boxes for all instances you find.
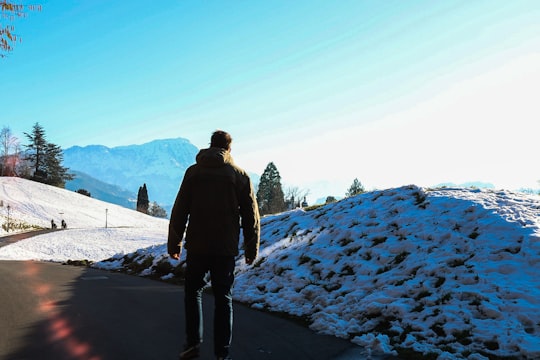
[255,162,366,216]
[136,183,167,218]
[136,183,149,214]
[23,123,74,187]
[0,123,74,187]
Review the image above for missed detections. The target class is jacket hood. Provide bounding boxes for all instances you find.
[195,147,233,168]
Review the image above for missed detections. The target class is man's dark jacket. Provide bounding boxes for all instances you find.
[168,147,260,260]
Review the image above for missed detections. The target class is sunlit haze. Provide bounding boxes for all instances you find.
[2,1,539,201]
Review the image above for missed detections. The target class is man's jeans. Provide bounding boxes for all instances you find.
[184,253,235,358]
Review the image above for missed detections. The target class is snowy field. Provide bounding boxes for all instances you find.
[0,177,168,261]
[1,177,540,359]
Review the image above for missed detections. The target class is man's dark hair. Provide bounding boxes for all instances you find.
[210,130,233,150]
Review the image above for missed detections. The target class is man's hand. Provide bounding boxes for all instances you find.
[170,253,180,260]
[245,257,254,265]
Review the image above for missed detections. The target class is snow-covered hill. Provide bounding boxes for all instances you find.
[1,178,539,359]
[0,177,167,261]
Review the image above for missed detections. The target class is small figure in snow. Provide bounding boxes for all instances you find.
[51,219,57,229]
[61,219,67,229]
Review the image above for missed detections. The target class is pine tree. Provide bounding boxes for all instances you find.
[136,183,149,214]
[43,142,73,187]
[346,178,365,197]
[256,162,286,215]
[24,122,47,180]
[24,123,73,187]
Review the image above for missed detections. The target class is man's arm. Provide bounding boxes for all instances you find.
[239,176,260,264]
[168,175,191,259]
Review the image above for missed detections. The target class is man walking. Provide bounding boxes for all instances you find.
[168,130,260,360]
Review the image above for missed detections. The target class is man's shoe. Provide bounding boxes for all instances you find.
[179,344,200,359]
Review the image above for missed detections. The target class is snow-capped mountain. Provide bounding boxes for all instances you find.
[63,138,199,210]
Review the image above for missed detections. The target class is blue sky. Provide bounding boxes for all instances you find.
[2,0,539,201]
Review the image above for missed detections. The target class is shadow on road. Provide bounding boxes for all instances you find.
[2,261,185,360]
[2,261,384,360]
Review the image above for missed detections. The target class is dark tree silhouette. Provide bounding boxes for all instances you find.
[256,162,286,215]
[137,183,149,214]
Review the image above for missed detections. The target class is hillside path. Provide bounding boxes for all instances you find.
[0,229,58,248]
[0,260,398,360]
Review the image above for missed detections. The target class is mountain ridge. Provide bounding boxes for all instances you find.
[64,170,136,209]
[63,137,199,211]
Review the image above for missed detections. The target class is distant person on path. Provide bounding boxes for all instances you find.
[168,130,260,360]
[61,219,67,229]
[51,219,57,229]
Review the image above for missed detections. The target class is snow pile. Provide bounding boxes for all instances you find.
[1,177,540,359]
[233,186,540,359]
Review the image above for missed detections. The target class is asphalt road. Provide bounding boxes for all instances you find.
[0,260,391,360]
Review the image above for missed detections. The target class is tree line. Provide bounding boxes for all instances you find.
[134,160,366,219]
[256,161,365,216]
[136,183,167,218]
[1,123,73,187]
